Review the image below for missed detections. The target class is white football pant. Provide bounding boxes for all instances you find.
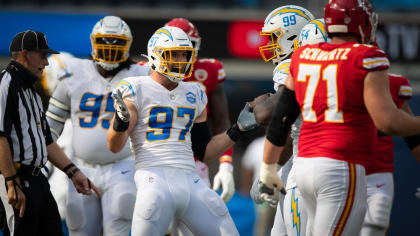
[360,172,393,236]
[132,167,238,236]
[66,157,136,236]
[283,187,309,236]
[296,157,367,236]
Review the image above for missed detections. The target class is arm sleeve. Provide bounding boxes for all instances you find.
[191,121,211,162]
[46,80,71,141]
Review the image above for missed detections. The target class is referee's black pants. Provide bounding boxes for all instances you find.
[0,168,63,236]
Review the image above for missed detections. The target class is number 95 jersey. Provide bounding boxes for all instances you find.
[117,76,208,170]
[48,58,150,164]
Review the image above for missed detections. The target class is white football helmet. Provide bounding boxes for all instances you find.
[41,52,74,96]
[259,5,314,64]
[90,16,132,71]
[146,26,196,83]
[298,19,328,47]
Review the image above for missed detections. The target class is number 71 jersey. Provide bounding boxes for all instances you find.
[290,42,390,166]
[117,76,207,170]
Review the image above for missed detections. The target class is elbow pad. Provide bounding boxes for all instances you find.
[266,86,300,147]
[404,134,420,150]
[191,122,211,161]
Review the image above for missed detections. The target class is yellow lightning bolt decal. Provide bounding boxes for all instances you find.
[154,28,173,41]
[291,188,301,236]
[309,19,327,42]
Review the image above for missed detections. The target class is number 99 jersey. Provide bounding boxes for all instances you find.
[116,76,207,170]
[290,42,390,167]
[48,58,150,164]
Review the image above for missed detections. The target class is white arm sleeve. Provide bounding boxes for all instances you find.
[46,80,71,141]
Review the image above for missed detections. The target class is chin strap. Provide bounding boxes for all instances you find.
[96,61,120,71]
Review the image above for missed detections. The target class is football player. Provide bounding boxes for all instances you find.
[249,5,314,236]
[165,18,235,203]
[280,19,329,236]
[260,0,420,235]
[46,16,150,236]
[361,72,420,236]
[107,26,257,236]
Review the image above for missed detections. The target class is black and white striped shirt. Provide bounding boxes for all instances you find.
[0,61,53,167]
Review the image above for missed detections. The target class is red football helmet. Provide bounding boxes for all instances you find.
[324,0,378,44]
[165,18,201,53]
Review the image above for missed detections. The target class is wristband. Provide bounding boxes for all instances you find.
[62,163,75,173]
[113,113,129,132]
[227,123,244,142]
[67,168,80,179]
[4,174,18,182]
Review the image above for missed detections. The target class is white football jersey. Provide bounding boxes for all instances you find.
[51,58,150,164]
[118,76,207,170]
[273,59,291,92]
[271,58,302,190]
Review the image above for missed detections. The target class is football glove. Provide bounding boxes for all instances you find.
[111,89,130,131]
[259,162,286,208]
[213,162,235,202]
[250,176,264,204]
[237,102,258,131]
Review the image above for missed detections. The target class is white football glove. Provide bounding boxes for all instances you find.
[212,162,235,202]
[112,89,130,122]
[416,187,420,199]
[259,162,286,208]
[250,176,264,204]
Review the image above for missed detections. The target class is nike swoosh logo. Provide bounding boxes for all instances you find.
[193,179,200,183]
[376,184,385,188]
[121,170,130,175]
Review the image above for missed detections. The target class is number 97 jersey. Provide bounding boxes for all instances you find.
[117,76,207,170]
[290,42,390,167]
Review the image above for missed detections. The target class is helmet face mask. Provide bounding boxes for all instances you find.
[259,5,314,64]
[259,29,284,62]
[147,26,196,83]
[90,16,132,71]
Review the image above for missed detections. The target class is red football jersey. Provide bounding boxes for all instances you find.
[367,74,412,174]
[290,42,390,166]
[184,58,226,99]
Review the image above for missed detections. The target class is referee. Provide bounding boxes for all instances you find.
[0,30,100,236]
